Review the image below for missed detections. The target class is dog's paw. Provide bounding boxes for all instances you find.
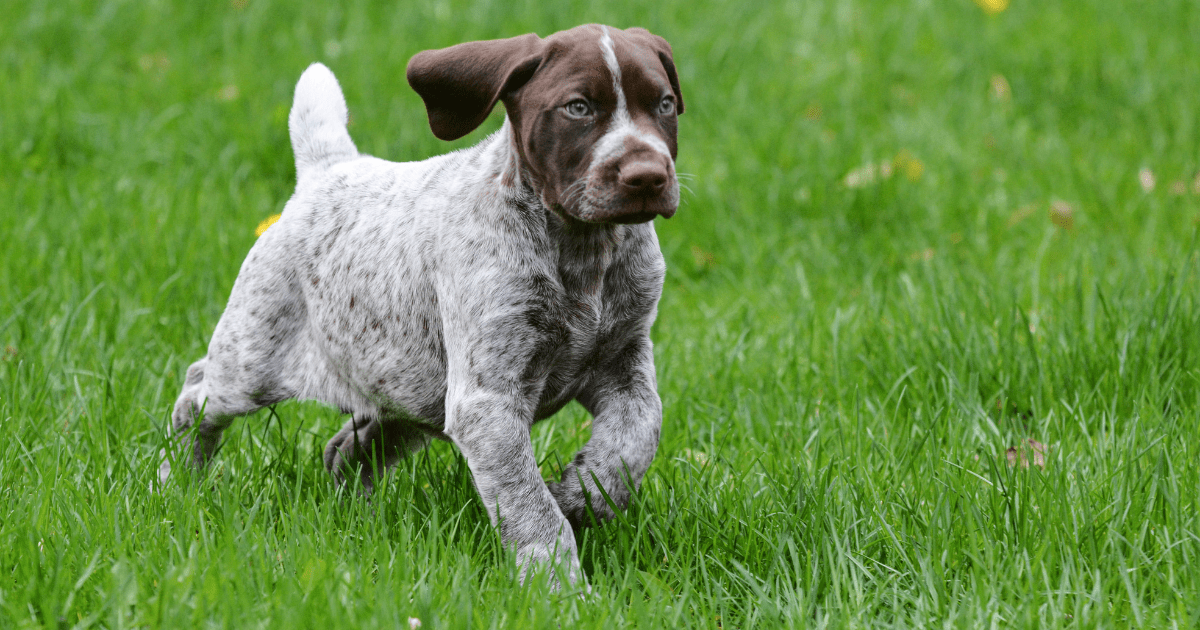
[322,434,354,482]
[548,468,619,528]
[323,427,377,492]
[515,541,586,592]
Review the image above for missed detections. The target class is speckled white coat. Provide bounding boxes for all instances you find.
[162,30,678,589]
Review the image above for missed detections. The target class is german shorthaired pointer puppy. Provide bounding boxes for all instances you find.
[159,24,683,588]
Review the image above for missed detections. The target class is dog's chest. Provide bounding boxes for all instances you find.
[532,229,660,416]
[553,263,606,368]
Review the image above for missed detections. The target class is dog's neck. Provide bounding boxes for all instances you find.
[476,118,626,295]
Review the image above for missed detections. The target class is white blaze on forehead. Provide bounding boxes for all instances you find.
[593,26,671,163]
[598,28,627,118]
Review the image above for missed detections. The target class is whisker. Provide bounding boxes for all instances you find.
[566,180,588,203]
[559,178,588,208]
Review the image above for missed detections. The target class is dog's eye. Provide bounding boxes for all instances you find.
[563,99,592,119]
[658,96,676,116]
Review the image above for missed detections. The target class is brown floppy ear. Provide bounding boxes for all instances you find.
[625,28,684,115]
[406,33,544,141]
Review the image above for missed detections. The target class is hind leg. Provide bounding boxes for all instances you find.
[158,355,276,483]
[159,234,306,484]
[159,341,299,483]
[324,416,430,491]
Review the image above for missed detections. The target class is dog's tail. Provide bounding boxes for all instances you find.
[289,63,358,182]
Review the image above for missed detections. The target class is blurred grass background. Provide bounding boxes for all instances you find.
[2,0,1199,627]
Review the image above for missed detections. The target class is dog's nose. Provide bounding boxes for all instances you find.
[618,160,669,196]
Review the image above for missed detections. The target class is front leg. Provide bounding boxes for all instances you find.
[440,288,584,588]
[549,335,662,528]
[448,391,581,587]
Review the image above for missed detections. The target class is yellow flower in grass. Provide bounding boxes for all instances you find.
[893,150,925,181]
[974,0,1009,15]
[255,213,281,236]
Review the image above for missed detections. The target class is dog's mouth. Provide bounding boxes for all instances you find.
[553,187,679,225]
[604,198,677,224]
[559,202,675,225]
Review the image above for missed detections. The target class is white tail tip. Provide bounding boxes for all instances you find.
[289,63,357,179]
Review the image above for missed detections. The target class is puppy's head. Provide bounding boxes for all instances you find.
[407,24,684,224]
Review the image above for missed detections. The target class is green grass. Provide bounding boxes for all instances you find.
[3,0,1200,627]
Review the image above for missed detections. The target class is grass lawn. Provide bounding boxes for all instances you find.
[3,0,1200,627]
